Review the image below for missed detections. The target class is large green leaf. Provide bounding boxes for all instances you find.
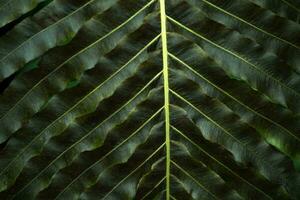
[0,0,299,199]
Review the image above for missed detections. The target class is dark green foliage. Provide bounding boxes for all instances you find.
[0,0,299,199]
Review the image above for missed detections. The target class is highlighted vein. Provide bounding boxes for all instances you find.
[159,0,170,199]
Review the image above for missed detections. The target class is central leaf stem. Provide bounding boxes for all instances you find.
[159,0,170,199]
